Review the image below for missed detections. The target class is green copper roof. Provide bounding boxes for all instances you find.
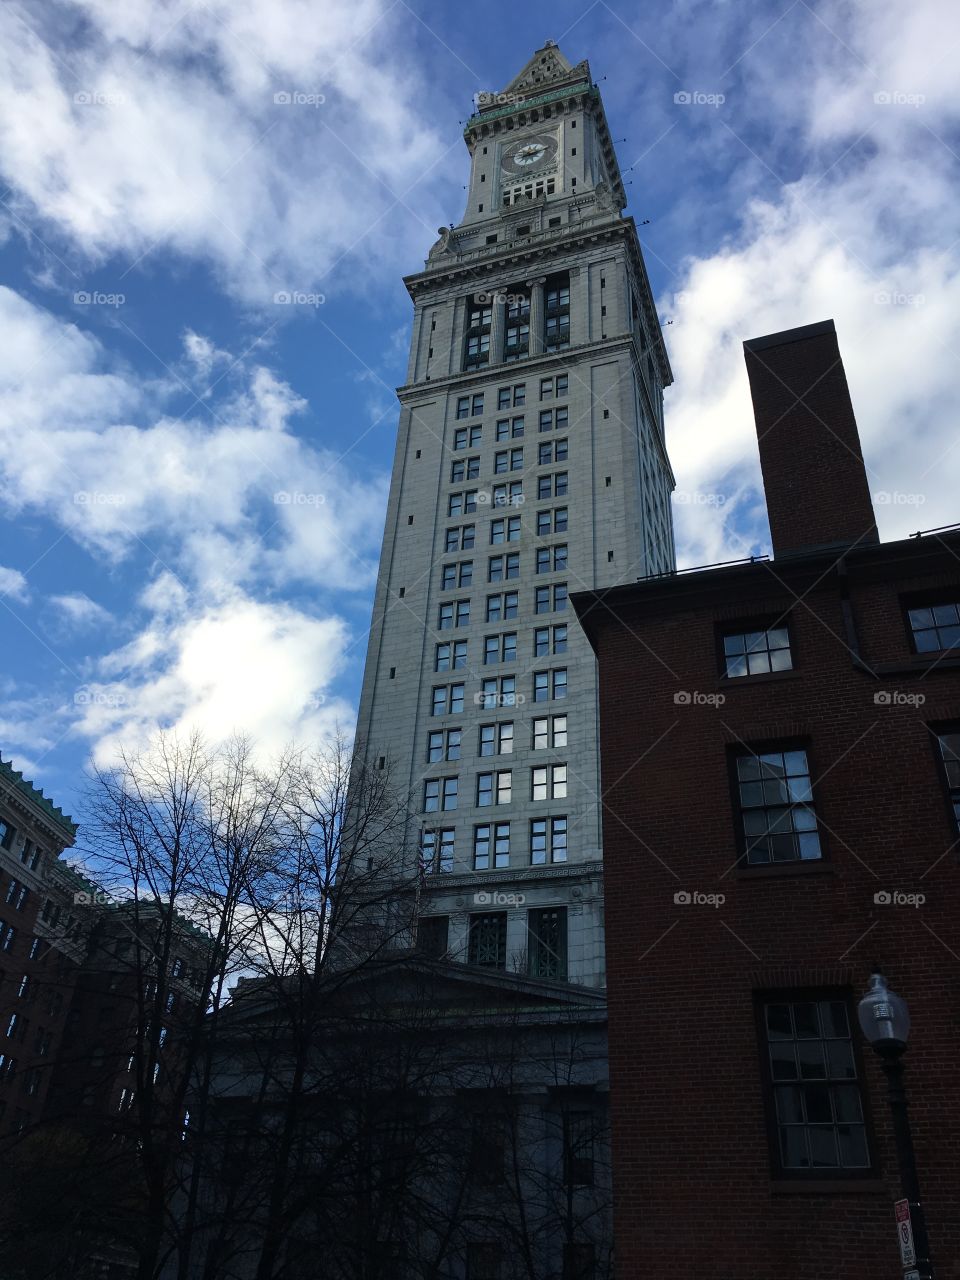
[0,753,78,839]
[463,81,593,135]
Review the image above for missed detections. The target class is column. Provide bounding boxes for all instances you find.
[527,276,546,356]
[489,294,506,367]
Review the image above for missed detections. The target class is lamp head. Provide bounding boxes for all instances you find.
[857,971,910,1051]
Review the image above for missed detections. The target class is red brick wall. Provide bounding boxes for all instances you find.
[593,561,960,1279]
[744,322,879,556]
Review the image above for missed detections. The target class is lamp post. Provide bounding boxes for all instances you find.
[857,972,935,1279]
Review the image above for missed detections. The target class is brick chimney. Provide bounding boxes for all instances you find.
[743,319,878,557]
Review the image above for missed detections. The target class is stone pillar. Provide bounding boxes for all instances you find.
[489,293,506,367]
[527,276,546,356]
[449,296,468,377]
[568,264,588,346]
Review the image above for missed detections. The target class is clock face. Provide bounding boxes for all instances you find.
[500,132,558,178]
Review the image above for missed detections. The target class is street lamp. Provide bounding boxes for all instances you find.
[858,972,935,1279]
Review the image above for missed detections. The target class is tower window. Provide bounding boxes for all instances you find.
[486,234,497,244]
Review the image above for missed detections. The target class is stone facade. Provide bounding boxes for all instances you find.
[353,42,675,987]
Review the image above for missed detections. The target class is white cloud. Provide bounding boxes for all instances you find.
[651,0,960,566]
[77,590,355,767]
[0,0,458,303]
[0,564,29,601]
[0,289,388,591]
[0,288,387,762]
[48,592,113,628]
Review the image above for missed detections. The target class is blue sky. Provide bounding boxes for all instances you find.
[0,0,957,818]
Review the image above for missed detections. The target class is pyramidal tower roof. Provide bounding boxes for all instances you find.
[499,41,590,97]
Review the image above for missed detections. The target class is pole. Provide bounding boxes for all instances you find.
[877,1044,935,1279]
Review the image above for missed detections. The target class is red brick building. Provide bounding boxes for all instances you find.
[574,320,960,1278]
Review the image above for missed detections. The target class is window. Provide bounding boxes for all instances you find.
[438,599,470,629]
[536,507,568,536]
[474,822,511,870]
[445,524,476,552]
[456,393,483,418]
[735,747,821,864]
[908,601,960,653]
[435,640,468,672]
[533,668,567,701]
[534,625,567,656]
[493,447,523,474]
[545,275,571,349]
[465,307,492,368]
[450,456,481,483]
[421,828,455,873]
[22,1066,41,1096]
[531,816,567,864]
[537,471,568,499]
[489,516,521,543]
[480,676,516,710]
[759,994,870,1175]
[492,480,523,508]
[5,1012,19,1039]
[504,294,530,359]
[528,907,567,979]
[723,625,793,677]
[532,714,567,750]
[538,406,568,432]
[448,490,478,517]
[469,1114,506,1185]
[536,544,567,574]
[441,561,472,590]
[477,771,512,807]
[431,684,465,716]
[486,591,519,622]
[0,821,15,851]
[933,728,960,832]
[483,632,517,664]
[468,914,507,969]
[538,439,568,465]
[495,416,524,440]
[562,1243,596,1280]
[563,1111,595,1185]
[535,583,568,614]
[479,722,514,756]
[454,424,483,449]
[17,974,30,1000]
[423,777,457,820]
[497,384,525,409]
[416,915,449,957]
[531,764,567,801]
[4,882,28,912]
[488,553,520,582]
[427,729,461,762]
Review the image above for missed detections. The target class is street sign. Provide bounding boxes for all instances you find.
[894,1199,917,1267]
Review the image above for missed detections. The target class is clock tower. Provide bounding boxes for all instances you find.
[353,43,675,986]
